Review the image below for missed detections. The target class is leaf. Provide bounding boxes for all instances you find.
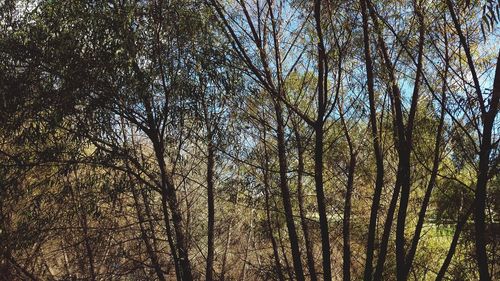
[481,23,486,41]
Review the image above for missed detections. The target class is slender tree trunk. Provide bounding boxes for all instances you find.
[206,133,215,281]
[360,0,385,279]
[70,175,96,281]
[144,127,182,281]
[165,175,193,281]
[293,121,318,281]
[220,204,235,281]
[447,1,499,278]
[313,1,332,279]
[395,4,425,278]
[152,138,194,281]
[343,152,356,281]
[435,207,473,281]
[83,206,96,281]
[140,189,165,271]
[130,32,192,278]
[471,51,499,281]
[121,116,168,281]
[239,210,255,281]
[264,178,286,281]
[373,175,402,281]
[366,3,415,279]
[160,193,182,281]
[142,139,181,280]
[395,150,411,280]
[339,97,356,281]
[131,184,167,281]
[313,123,332,281]
[273,100,305,281]
[405,28,447,276]
[274,195,295,281]
[219,226,231,281]
[262,124,286,281]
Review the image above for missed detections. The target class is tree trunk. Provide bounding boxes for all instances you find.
[405,28,447,276]
[446,2,499,278]
[293,121,318,281]
[206,135,215,281]
[435,207,473,281]
[263,124,286,281]
[273,100,305,281]
[122,117,168,281]
[264,179,286,281]
[360,0,385,279]
[343,153,356,281]
[313,1,332,279]
[152,138,193,281]
[472,51,499,281]
[373,176,402,281]
[131,184,167,281]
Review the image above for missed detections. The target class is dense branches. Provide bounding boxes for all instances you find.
[0,0,498,280]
